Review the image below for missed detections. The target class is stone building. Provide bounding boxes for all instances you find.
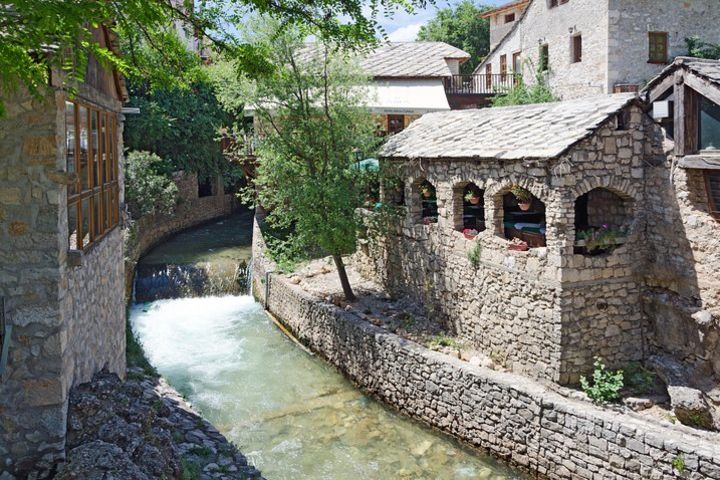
[361,93,656,384]
[476,0,720,99]
[482,0,529,51]
[0,26,127,477]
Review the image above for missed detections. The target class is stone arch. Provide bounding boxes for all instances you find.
[451,181,486,233]
[487,179,549,247]
[573,186,636,255]
[410,178,439,224]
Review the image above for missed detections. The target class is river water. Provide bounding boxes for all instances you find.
[130,214,526,480]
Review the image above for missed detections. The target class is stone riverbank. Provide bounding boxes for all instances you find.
[252,217,720,480]
[33,370,263,480]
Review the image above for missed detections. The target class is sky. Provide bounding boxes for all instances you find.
[382,0,506,42]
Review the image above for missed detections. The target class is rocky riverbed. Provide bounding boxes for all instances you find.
[46,369,262,480]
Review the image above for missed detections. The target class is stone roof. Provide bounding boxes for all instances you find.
[379,93,637,160]
[296,42,470,78]
[644,57,720,95]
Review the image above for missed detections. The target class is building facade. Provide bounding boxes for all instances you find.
[477,0,720,99]
[0,27,127,478]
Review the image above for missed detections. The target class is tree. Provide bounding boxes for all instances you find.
[0,0,431,115]
[244,22,380,301]
[417,1,492,74]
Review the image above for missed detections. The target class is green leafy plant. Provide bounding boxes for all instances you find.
[464,190,481,202]
[492,71,558,107]
[672,453,686,473]
[428,334,459,349]
[510,184,532,202]
[124,151,178,218]
[686,36,720,60]
[577,225,624,253]
[580,357,624,403]
[624,363,658,395]
[467,242,482,268]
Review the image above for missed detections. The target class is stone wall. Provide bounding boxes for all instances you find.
[124,171,237,300]
[480,0,720,99]
[252,220,720,480]
[354,104,658,384]
[606,0,720,92]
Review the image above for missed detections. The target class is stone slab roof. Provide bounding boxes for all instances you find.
[379,93,637,160]
[296,42,470,78]
[644,57,720,98]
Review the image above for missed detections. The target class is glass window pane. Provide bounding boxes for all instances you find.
[103,189,111,231]
[81,197,91,249]
[68,201,79,250]
[91,110,99,187]
[79,105,89,191]
[93,192,102,237]
[65,102,77,196]
[700,97,720,151]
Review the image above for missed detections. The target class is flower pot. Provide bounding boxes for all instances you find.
[518,200,531,211]
[508,242,529,252]
[468,196,480,205]
[422,190,431,198]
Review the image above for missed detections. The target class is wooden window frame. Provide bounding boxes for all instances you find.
[66,99,120,252]
[571,34,582,63]
[549,0,568,7]
[500,54,508,81]
[485,63,493,90]
[504,13,516,23]
[648,32,669,64]
[539,44,549,72]
[706,170,720,220]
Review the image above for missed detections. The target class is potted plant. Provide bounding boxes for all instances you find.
[421,184,433,198]
[464,190,481,205]
[510,184,533,211]
[462,228,478,239]
[576,225,624,254]
[507,237,529,251]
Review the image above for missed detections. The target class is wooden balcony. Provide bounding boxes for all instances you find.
[444,74,522,96]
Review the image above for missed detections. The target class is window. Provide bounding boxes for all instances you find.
[418,180,438,224]
[500,54,508,81]
[512,52,521,72]
[454,183,485,234]
[65,100,119,251]
[706,171,720,219]
[699,96,720,151]
[500,188,546,249]
[504,13,516,23]
[549,0,568,7]
[198,177,214,197]
[485,63,493,90]
[571,34,582,63]
[648,32,668,64]
[387,114,405,135]
[539,44,549,72]
[574,188,632,255]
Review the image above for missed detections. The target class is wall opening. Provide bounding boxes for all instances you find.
[198,177,214,197]
[453,182,485,237]
[574,188,633,255]
[499,186,546,249]
[413,179,438,224]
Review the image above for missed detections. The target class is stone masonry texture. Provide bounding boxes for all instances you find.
[252,218,720,480]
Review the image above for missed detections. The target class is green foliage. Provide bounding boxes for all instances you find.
[124,77,231,177]
[580,357,624,403]
[672,454,686,473]
[686,36,720,60]
[0,0,430,115]
[467,243,482,268]
[417,1,492,74]
[492,73,558,107]
[181,457,202,480]
[509,184,532,202]
[428,334,459,349]
[246,21,381,299]
[577,225,624,254]
[125,314,157,377]
[125,151,179,218]
[624,363,658,395]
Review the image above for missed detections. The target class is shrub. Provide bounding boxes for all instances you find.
[672,453,686,473]
[492,72,558,107]
[125,151,178,217]
[467,243,482,268]
[580,357,624,403]
[686,36,720,60]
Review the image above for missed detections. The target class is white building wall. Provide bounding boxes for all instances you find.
[607,0,720,91]
[477,0,610,100]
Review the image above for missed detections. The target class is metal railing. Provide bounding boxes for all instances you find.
[444,74,522,96]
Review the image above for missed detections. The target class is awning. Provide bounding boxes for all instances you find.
[678,154,720,170]
[365,79,451,115]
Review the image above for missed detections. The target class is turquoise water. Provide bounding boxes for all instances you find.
[130,214,526,480]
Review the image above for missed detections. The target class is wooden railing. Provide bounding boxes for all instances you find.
[444,74,522,96]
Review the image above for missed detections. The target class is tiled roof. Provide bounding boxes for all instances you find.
[481,0,530,18]
[296,42,470,78]
[379,94,637,160]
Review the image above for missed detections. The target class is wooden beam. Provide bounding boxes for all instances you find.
[674,71,686,157]
[647,73,675,103]
[684,73,720,108]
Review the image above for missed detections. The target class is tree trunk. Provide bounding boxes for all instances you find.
[332,254,356,302]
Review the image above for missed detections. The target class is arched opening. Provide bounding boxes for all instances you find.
[574,188,632,255]
[416,179,438,224]
[453,182,485,238]
[501,185,546,249]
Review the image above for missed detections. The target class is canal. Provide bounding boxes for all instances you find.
[130,213,526,480]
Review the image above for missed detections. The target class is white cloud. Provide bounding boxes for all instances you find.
[387,22,426,42]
